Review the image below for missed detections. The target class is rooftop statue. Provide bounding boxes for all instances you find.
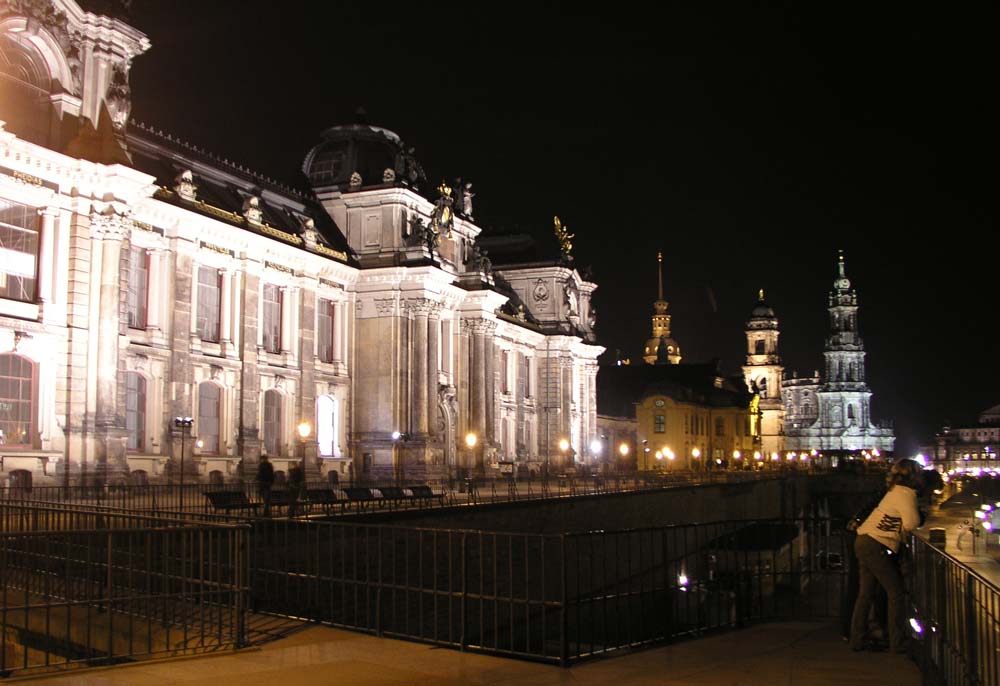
[553,215,574,262]
[462,182,475,218]
[430,182,454,237]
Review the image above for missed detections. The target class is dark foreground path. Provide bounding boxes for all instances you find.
[20,620,918,686]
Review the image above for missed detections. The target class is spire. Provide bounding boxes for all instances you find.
[657,251,664,301]
[837,249,846,279]
[758,288,765,301]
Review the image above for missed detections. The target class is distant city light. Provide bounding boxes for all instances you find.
[733,450,742,460]
[619,443,629,457]
[909,618,923,634]
[590,439,602,455]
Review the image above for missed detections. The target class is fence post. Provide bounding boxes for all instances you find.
[560,533,568,667]
[376,528,383,638]
[460,532,468,651]
[965,573,979,686]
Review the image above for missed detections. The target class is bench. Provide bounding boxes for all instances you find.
[305,488,340,514]
[342,487,380,511]
[409,485,445,506]
[377,486,408,505]
[205,490,258,514]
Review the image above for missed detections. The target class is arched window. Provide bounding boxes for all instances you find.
[0,33,52,146]
[847,405,856,423]
[263,389,283,457]
[209,470,224,486]
[316,395,338,457]
[125,372,146,451]
[755,340,765,355]
[197,382,221,454]
[0,353,34,447]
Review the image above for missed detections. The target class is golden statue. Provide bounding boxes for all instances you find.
[553,215,574,260]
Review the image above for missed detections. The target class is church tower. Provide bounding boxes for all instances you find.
[742,290,784,454]
[643,252,681,364]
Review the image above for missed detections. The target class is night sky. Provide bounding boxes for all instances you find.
[127,2,998,454]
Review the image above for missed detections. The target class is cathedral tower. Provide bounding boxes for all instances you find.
[784,251,895,452]
[643,252,681,365]
[742,290,784,454]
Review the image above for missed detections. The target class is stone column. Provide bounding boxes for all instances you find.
[410,299,430,436]
[427,304,441,438]
[484,325,497,445]
[91,210,130,479]
[145,249,164,331]
[37,207,58,309]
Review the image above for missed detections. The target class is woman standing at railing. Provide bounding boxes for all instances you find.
[849,458,923,653]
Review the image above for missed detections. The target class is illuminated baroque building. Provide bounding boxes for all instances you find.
[747,253,895,455]
[0,0,602,487]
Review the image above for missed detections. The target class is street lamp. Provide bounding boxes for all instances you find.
[559,438,570,473]
[391,430,411,484]
[692,447,701,471]
[465,432,477,481]
[619,442,630,474]
[298,421,312,473]
[174,416,193,511]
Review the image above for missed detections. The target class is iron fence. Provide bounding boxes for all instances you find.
[909,536,1000,686]
[0,503,249,678]
[247,515,847,665]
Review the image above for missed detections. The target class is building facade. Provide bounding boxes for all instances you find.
[922,404,1000,472]
[0,0,603,487]
[597,362,756,474]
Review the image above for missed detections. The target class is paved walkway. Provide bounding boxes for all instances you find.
[919,496,1000,586]
[17,621,919,686]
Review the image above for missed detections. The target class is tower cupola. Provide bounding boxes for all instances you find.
[643,251,681,365]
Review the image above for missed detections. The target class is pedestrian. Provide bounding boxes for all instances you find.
[849,458,923,653]
[257,454,275,516]
[288,463,305,518]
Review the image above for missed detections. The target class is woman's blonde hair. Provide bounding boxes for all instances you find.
[886,458,923,490]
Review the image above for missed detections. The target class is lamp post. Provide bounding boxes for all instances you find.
[558,438,570,475]
[392,430,411,484]
[174,416,193,511]
[590,437,603,474]
[691,446,701,472]
[618,442,630,474]
[297,421,312,474]
[464,432,477,483]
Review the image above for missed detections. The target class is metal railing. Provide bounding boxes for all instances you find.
[909,536,1000,686]
[0,472,784,518]
[247,515,847,665]
[0,502,249,678]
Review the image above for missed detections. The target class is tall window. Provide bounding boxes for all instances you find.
[654,414,665,433]
[197,382,221,453]
[262,284,282,353]
[317,298,335,363]
[127,247,148,329]
[755,340,765,355]
[263,389,282,456]
[316,394,338,457]
[196,266,221,342]
[125,372,146,451]
[501,350,511,394]
[0,198,39,303]
[0,353,33,447]
[715,416,725,437]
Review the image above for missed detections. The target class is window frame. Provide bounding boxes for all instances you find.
[196,266,222,343]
